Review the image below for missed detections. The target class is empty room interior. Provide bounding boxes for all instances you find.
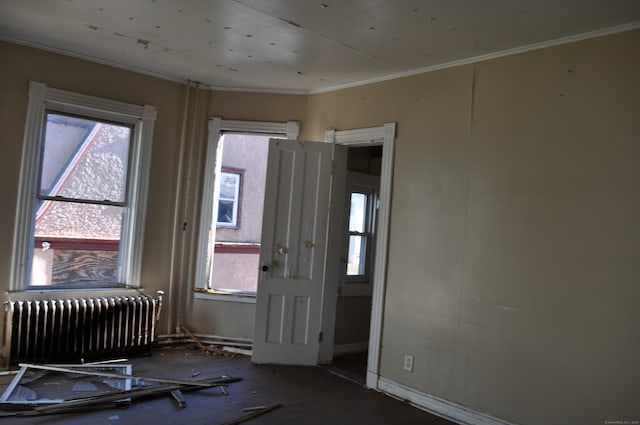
[0,1,639,424]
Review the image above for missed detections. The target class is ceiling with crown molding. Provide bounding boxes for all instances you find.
[1,0,639,93]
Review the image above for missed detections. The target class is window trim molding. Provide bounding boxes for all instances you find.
[194,118,299,292]
[11,81,156,291]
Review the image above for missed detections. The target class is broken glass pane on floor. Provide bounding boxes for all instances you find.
[0,363,132,408]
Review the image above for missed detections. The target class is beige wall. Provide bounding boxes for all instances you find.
[210,90,307,124]
[305,30,640,425]
[190,297,255,339]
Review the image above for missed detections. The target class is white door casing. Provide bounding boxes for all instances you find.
[252,138,340,365]
[321,123,396,389]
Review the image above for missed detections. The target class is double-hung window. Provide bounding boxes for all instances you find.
[338,170,379,296]
[346,187,376,283]
[11,82,156,290]
[216,169,242,228]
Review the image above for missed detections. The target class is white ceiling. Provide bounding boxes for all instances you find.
[1,0,639,93]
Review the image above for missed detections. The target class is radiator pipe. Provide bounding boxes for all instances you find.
[175,83,203,332]
[167,81,193,335]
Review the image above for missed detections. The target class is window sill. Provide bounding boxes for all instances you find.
[194,289,256,304]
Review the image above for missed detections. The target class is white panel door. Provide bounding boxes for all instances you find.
[252,138,335,365]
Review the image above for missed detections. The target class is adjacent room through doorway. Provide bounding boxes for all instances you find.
[329,145,382,384]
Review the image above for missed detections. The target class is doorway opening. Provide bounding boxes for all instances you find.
[329,145,382,385]
[320,123,395,390]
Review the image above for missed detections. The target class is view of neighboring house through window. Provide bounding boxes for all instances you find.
[207,133,272,295]
[31,112,132,286]
[12,82,155,291]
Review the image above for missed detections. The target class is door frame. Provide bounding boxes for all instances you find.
[322,123,396,390]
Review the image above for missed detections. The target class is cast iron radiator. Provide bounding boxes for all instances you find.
[3,295,161,365]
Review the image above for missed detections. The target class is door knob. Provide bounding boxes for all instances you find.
[261,265,269,272]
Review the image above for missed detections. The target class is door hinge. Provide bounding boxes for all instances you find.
[319,331,324,342]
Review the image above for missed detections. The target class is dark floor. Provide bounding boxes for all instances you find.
[0,345,455,425]
[325,351,369,386]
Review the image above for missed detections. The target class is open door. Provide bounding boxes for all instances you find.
[252,138,344,365]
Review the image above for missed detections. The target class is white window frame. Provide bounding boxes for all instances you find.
[10,82,156,291]
[216,170,242,228]
[345,182,377,284]
[194,118,299,299]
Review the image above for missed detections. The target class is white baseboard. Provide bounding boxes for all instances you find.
[333,342,369,355]
[377,377,517,425]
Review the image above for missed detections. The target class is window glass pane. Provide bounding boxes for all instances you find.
[31,201,123,286]
[35,201,123,239]
[218,200,235,224]
[39,113,131,203]
[347,235,366,276]
[349,192,367,233]
[219,173,238,200]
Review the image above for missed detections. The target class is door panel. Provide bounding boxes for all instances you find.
[265,294,285,343]
[252,138,337,365]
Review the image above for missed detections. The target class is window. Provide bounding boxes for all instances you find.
[337,169,380,296]
[346,188,376,283]
[195,119,299,300]
[11,82,156,290]
[217,170,242,228]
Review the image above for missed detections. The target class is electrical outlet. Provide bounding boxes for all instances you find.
[403,354,414,372]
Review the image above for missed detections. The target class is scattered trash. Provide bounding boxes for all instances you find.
[107,414,120,420]
[167,325,253,357]
[179,324,209,352]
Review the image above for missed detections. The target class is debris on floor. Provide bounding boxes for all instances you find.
[0,360,243,418]
[222,403,282,425]
[178,324,250,358]
[221,346,253,357]
[159,324,254,359]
